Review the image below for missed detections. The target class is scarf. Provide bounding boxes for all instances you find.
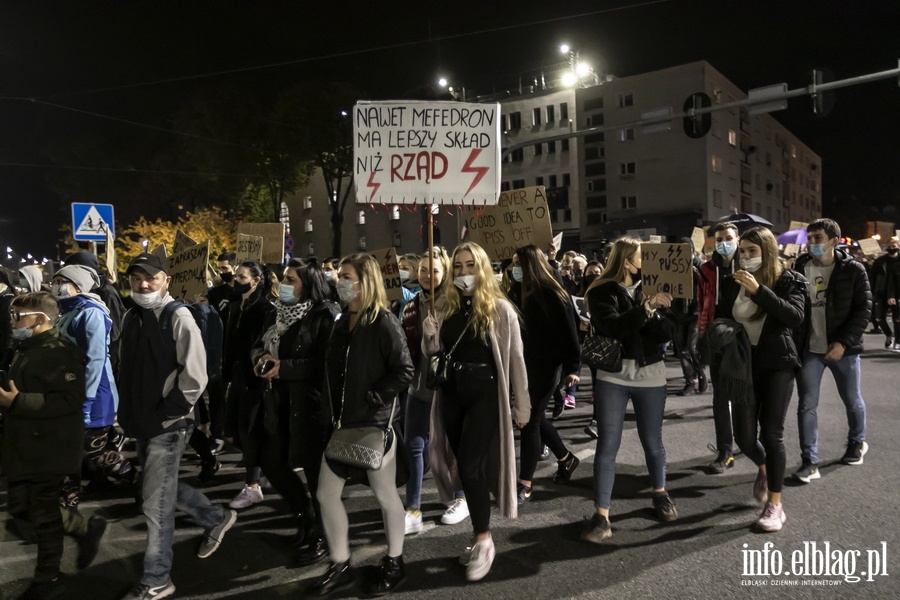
[263,298,312,357]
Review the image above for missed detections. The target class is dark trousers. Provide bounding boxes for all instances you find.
[206,376,226,440]
[257,389,311,520]
[711,375,735,456]
[8,476,66,581]
[674,318,702,383]
[520,364,568,481]
[731,367,794,494]
[874,297,899,338]
[441,364,500,535]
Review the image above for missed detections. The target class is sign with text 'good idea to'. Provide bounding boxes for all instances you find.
[641,243,694,299]
[463,186,552,260]
[353,101,501,205]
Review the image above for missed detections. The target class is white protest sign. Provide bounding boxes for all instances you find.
[640,243,694,299]
[369,247,402,302]
[235,233,263,263]
[690,227,706,252]
[353,101,501,205]
[237,223,285,264]
[463,186,552,260]
[858,238,882,256]
[168,240,210,301]
[552,232,563,252]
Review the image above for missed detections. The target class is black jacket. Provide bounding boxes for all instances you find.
[510,285,581,376]
[224,289,274,387]
[324,308,414,430]
[740,269,808,370]
[794,249,871,356]
[586,281,673,367]
[251,300,340,467]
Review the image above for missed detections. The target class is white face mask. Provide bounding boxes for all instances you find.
[740,257,763,273]
[132,290,166,309]
[398,269,410,282]
[51,283,73,299]
[453,275,476,293]
[11,325,34,340]
[335,278,359,304]
[511,266,524,282]
[278,283,300,305]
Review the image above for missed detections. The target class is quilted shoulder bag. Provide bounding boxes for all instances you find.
[325,397,396,470]
[581,324,623,373]
[426,320,470,390]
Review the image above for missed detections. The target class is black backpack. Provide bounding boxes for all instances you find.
[159,302,225,379]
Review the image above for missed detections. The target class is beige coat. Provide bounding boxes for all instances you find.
[425,297,530,519]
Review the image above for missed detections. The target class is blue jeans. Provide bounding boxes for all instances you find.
[404,393,432,510]
[137,427,224,587]
[593,380,668,510]
[797,351,867,464]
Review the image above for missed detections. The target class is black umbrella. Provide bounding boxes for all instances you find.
[715,212,774,230]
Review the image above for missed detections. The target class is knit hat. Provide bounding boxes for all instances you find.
[56,264,102,293]
[64,251,101,272]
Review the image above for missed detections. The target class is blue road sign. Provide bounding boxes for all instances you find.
[72,203,115,241]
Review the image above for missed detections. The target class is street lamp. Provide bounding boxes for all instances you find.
[438,77,448,87]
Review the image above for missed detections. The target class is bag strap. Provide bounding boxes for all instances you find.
[445,320,470,357]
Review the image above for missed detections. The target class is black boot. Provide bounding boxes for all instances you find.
[306,560,354,597]
[697,370,709,394]
[365,555,406,597]
[289,514,314,550]
[296,537,329,567]
[76,516,107,569]
[676,382,694,396]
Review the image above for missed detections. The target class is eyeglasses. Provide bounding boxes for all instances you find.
[9,310,47,322]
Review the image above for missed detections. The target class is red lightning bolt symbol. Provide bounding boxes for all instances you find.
[461,148,489,199]
[366,171,381,202]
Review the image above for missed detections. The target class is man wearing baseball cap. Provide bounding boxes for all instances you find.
[118,253,236,600]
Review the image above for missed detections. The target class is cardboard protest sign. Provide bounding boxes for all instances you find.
[104,225,116,279]
[237,223,285,264]
[235,233,264,263]
[353,101,501,205]
[640,243,694,299]
[783,243,801,257]
[462,186,552,260]
[370,247,402,302]
[788,221,809,232]
[858,238,882,256]
[168,240,210,301]
[690,227,706,253]
[173,230,198,255]
[648,235,663,243]
[150,244,168,259]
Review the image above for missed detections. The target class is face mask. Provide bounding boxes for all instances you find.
[131,290,165,309]
[335,278,359,304]
[278,283,299,305]
[740,257,763,272]
[232,282,252,296]
[715,241,736,257]
[11,325,34,340]
[323,271,335,282]
[511,266,524,282]
[888,248,899,255]
[808,244,827,259]
[51,283,72,299]
[583,274,598,288]
[219,272,234,284]
[398,269,410,282]
[454,275,476,293]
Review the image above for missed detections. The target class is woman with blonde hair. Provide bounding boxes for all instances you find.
[307,253,414,597]
[582,238,677,543]
[424,242,530,581]
[720,226,806,532]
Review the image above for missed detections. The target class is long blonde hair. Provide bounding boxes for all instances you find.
[585,237,641,295]
[441,242,507,341]
[339,252,389,325]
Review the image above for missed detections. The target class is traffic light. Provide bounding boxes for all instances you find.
[683,92,711,138]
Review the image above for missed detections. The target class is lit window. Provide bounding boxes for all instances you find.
[711,155,722,173]
[390,205,400,221]
[303,196,312,209]
[728,130,737,146]
[305,219,313,232]
[533,107,542,126]
[358,210,366,225]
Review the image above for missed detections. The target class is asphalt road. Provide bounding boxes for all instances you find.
[2,333,899,599]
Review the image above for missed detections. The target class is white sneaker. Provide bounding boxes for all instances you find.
[466,536,495,581]
[891,343,900,353]
[441,498,470,525]
[404,509,423,535]
[756,502,786,532]
[228,484,264,509]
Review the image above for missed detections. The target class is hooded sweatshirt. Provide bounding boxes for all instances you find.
[56,294,119,428]
[18,265,43,293]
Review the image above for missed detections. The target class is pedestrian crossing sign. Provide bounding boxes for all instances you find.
[71,203,115,241]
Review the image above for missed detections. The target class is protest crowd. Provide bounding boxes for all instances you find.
[2,215,890,600]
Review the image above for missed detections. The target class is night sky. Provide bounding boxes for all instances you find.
[2,0,899,259]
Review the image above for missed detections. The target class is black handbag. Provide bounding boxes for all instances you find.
[324,397,397,470]
[581,325,623,373]
[426,321,470,390]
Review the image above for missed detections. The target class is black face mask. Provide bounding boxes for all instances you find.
[232,282,252,296]
[888,248,899,256]
[583,274,598,288]
[219,272,234,283]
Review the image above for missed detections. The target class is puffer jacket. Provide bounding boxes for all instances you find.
[794,248,871,356]
[324,308,414,430]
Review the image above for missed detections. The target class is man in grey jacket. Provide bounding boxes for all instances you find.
[118,253,236,600]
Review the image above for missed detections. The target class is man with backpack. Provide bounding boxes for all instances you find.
[118,253,235,600]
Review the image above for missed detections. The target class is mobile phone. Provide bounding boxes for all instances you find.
[259,360,275,375]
